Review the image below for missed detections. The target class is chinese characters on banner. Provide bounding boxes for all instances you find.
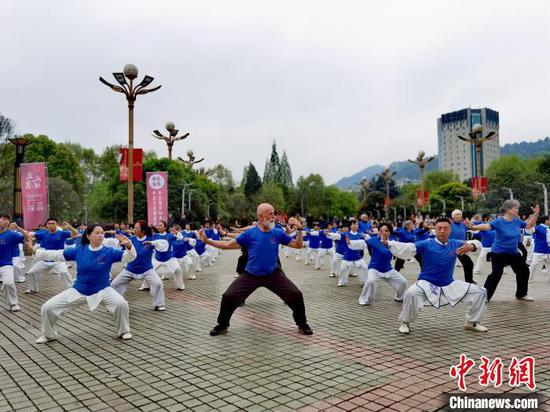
[146,172,168,227]
[450,354,536,391]
[119,148,143,182]
[20,163,49,230]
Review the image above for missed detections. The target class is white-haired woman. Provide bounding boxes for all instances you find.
[467,200,539,301]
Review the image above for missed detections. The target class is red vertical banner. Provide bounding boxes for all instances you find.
[119,148,143,182]
[20,163,49,229]
[481,176,488,193]
[147,172,168,227]
[416,190,429,207]
[384,197,391,208]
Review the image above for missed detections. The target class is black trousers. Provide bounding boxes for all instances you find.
[394,254,423,272]
[217,268,308,328]
[457,254,474,283]
[484,252,529,301]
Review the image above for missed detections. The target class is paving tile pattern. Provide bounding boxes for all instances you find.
[1,250,549,411]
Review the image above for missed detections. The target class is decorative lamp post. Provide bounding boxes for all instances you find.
[99,64,161,224]
[535,182,548,216]
[379,167,396,217]
[502,187,514,200]
[178,150,205,169]
[456,195,465,211]
[153,121,189,160]
[408,150,435,208]
[8,136,32,223]
[458,123,497,199]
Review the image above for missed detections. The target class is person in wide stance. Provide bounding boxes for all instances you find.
[384,218,488,335]
[35,224,136,344]
[199,203,313,336]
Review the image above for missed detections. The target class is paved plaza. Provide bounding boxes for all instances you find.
[1,250,549,411]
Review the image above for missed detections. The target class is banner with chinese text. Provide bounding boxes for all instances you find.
[119,148,143,182]
[21,162,49,229]
[146,172,168,227]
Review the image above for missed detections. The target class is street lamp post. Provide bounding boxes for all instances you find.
[456,195,465,211]
[181,183,192,219]
[442,199,446,216]
[379,167,396,217]
[401,206,407,220]
[408,150,435,208]
[153,122,189,160]
[8,136,32,224]
[502,187,514,200]
[392,207,397,223]
[535,182,548,216]
[178,150,205,169]
[458,124,497,198]
[100,64,161,224]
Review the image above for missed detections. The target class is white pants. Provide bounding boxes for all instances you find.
[338,259,368,286]
[177,255,196,277]
[359,268,407,305]
[205,245,219,261]
[529,253,550,281]
[111,269,165,307]
[197,252,213,271]
[27,260,73,291]
[40,287,130,339]
[187,249,200,271]
[330,253,344,276]
[152,258,184,289]
[527,241,536,265]
[304,247,318,264]
[12,257,25,282]
[315,248,333,269]
[283,245,299,258]
[473,247,491,274]
[0,265,19,308]
[399,281,487,324]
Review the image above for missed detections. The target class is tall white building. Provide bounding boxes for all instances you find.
[437,108,500,181]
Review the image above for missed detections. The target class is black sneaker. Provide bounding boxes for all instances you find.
[298,324,313,335]
[209,325,228,336]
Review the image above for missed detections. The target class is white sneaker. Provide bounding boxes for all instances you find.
[154,306,166,311]
[398,322,410,334]
[188,274,197,279]
[464,322,488,332]
[337,283,346,287]
[15,277,26,283]
[358,300,369,306]
[197,268,202,272]
[120,332,132,340]
[36,335,56,344]
[24,289,38,294]
[329,273,336,278]
[350,273,357,277]
[10,305,21,312]
[177,286,186,290]
[138,286,150,291]
[518,295,534,301]
[314,267,320,270]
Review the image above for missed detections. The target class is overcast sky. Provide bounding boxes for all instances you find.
[3,1,549,184]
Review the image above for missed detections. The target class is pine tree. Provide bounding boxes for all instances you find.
[244,162,262,198]
[263,141,281,184]
[279,151,294,187]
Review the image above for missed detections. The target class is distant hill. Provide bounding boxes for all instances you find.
[335,137,550,189]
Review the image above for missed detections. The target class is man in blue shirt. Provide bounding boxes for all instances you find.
[0,214,32,312]
[199,203,312,336]
[386,218,487,335]
[26,217,79,294]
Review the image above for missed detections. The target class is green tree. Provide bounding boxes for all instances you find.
[244,162,262,199]
[49,177,82,222]
[430,182,471,212]
[279,151,294,188]
[424,170,459,191]
[254,182,286,211]
[263,141,281,184]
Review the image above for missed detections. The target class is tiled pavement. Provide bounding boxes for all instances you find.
[1,250,549,411]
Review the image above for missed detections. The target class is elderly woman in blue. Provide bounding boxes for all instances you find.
[467,200,539,301]
[35,224,136,344]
